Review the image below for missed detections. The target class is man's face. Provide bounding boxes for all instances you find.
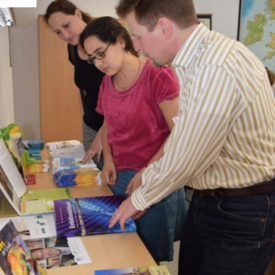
[126,11,169,67]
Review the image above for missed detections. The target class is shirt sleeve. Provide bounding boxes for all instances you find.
[151,66,179,105]
[95,77,107,115]
[131,65,237,210]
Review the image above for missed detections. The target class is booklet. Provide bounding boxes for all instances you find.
[0,220,45,275]
[0,213,57,240]
[54,195,136,238]
[21,188,72,214]
[95,265,171,275]
[25,236,91,269]
[50,149,86,159]
[23,140,44,150]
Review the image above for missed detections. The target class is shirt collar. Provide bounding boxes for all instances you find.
[172,23,209,69]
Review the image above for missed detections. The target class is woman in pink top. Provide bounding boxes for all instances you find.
[79,17,186,262]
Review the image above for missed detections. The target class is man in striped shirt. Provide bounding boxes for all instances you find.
[110,0,275,274]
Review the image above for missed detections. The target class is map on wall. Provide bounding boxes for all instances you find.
[238,0,275,72]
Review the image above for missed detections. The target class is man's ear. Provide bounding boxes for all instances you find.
[158,18,173,39]
[75,9,82,20]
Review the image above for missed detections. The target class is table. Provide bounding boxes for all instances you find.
[0,150,156,274]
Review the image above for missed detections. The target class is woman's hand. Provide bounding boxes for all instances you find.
[101,158,117,185]
[125,168,144,196]
[83,132,102,164]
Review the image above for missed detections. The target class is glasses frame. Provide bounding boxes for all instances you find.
[87,42,111,65]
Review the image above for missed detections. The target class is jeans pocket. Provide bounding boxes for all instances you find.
[217,197,265,222]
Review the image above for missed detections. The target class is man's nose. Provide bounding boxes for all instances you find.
[133,38,142,52]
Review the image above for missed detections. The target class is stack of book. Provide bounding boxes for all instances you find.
[53,168,101,187]
[23,140,44,160]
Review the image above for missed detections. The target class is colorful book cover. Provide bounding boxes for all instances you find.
[0,220,45,275]
[46,140,83,151]
[94,265,171,275]
[54,195,136,237]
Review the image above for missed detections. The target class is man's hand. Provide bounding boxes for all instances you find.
[109,197,139,231]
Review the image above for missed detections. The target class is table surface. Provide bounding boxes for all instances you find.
[0,149,156,274]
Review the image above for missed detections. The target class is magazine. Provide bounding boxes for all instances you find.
[94,265,171,275]
[0,220,45,275]
[54,195,136,237]
[25,236,91,269]
[49,149,86,159]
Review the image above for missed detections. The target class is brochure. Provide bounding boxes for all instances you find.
[46,140,83,151]
[25,236,91,269]
[21,188,72,214]
[0,213,56,240]
[95,265,171,275]
[54,195,136,237]
[0,220,45,275]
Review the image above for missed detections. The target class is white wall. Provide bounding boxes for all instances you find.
[0,27,15,128]
[11,0,240,139]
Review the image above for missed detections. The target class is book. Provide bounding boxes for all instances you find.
[94,265,171,275]
[53,168,102,187]
[0,220,45,275]
[46,140,83,151]
[0,137,27,215]
[49,149,86,159]
[54,195,136,237]
[20,188,72,214]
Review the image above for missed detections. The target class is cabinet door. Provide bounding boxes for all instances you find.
[38,15,83,143]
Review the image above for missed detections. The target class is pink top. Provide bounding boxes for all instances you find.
[96,60,179,172]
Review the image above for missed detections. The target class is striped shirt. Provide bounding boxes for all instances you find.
[131,23,275,211]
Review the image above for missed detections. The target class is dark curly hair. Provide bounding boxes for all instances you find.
[79,16,138,57]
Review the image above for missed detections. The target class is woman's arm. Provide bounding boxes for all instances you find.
[126,97,179,195]
[100,119,117,185]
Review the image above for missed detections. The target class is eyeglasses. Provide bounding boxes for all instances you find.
[87,42,111,65]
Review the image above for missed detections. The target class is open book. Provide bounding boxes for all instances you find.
[54,195,136,237]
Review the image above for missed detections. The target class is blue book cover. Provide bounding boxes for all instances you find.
[23,140,44,150]
[54,195,136,237]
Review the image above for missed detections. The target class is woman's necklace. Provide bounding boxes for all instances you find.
[115,58,141,90]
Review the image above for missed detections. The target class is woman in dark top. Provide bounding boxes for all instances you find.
[44,0,104,168]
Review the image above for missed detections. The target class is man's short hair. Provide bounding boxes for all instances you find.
[116,0,197,31]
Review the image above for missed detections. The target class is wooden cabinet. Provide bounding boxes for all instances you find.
[38,15,83,143]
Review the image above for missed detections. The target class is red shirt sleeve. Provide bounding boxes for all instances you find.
[151,66,179,105]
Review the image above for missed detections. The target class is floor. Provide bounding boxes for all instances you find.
[160,187,193,275]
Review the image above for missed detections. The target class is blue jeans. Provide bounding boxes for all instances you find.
[82,122,104,170]
[178,190,275,275]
